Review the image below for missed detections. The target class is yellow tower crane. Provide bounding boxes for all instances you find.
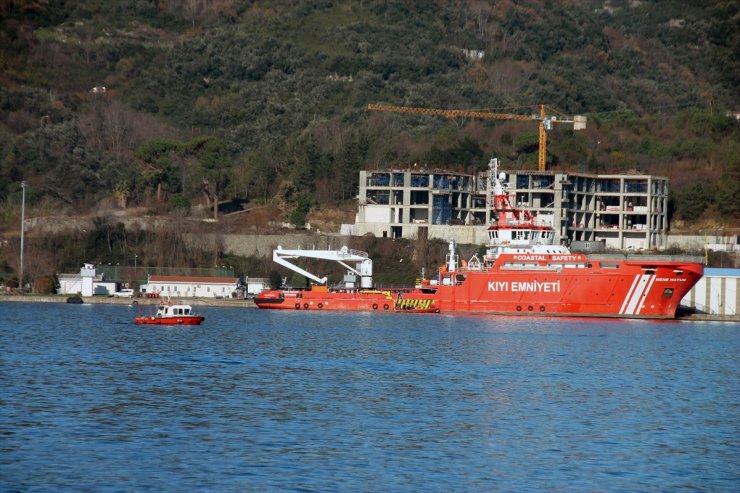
[367,103,587,171]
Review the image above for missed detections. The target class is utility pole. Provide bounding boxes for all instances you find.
[20,181,25,292]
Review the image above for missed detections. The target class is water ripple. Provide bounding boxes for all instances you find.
[1,303,738,492]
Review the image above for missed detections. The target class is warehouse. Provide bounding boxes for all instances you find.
[140,275,242,299]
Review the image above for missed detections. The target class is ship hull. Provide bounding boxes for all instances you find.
[256,257,702,319]
[431,258,703,319]
[254,289,439,313]
[134,316,205,325]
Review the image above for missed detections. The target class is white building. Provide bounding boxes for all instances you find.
[58,263,117,296]
[681,268,739,316]
[141,275,241,299]
[245,277,269,297]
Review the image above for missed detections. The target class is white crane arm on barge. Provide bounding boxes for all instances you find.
[273,246,374,288]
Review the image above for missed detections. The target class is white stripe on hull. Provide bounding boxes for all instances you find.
[621,274,654,315]
[635,275,657,314]
[620,275,642,314]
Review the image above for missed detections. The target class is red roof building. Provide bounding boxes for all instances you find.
[142,275,242,299]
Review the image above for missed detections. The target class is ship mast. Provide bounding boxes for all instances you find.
[488,157,534,224]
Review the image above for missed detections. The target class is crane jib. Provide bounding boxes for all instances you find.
[367,103,586,171]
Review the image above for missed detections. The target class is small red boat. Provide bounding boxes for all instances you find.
[134,301,205,325]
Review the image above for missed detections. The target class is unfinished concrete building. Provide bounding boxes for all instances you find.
[354,166,669,251]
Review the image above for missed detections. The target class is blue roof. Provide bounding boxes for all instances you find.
[704,268,740,277]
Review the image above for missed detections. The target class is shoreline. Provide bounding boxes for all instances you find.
[0,295,257,308]
[2,295,737,322]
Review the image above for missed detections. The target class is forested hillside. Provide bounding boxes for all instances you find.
[0,0,738,230]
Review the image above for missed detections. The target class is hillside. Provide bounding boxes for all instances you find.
[0,0,738,286]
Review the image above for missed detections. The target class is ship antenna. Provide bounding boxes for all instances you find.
[447,239,457,271]
[490,157,507,196]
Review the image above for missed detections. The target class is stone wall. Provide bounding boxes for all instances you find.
[188,233,349,257]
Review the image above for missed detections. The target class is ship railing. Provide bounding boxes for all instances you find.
[459,265,492,273]
[589,254,704,263]
[500,264,562,272]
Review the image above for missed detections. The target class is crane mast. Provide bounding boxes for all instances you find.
[273,245,374,288]
[367,103,586,171]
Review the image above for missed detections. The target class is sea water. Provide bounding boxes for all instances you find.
[1,302,738,492]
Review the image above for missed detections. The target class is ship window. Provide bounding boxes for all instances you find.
[662,288,674,298]
[643,269,656,274]
[550,263,588,269]
[601,262,619,268]
[502,262,540,269]
[673,270,683,275]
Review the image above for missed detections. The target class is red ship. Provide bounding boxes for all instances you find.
[255,159,703,319]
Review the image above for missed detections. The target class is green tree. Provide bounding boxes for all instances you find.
[134,139,181,204]
[715,176,739,219]
[676,183,710,221]
[426,137,483,167]
[288,193,311,228]
[269,270,283,289]
[187,137,231,220]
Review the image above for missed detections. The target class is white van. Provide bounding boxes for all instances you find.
[112,288,135,298]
